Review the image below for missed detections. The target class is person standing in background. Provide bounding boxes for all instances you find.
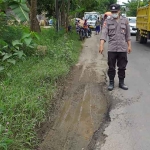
[83,19,88,37]
[95,17,101,35]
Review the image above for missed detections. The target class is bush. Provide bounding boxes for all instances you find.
[0,23,39,76]
[0,28,81,150]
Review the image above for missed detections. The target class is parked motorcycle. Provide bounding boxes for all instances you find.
[87,25,92,37]
[79,27,86,41]
[77,25,92,41]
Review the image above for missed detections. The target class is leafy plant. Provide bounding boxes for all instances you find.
[9,0,30,22]
[0,0,29,22]
[0,124,13,150]
[0,28,81,149]
[0,29,39,73]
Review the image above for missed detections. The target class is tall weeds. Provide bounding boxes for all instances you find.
[0,28,81,150]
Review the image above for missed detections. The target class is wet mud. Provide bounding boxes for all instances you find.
[38,34,110,150]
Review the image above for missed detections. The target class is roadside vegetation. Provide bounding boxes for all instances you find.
[0,26,81,150]
[123,0,149,16]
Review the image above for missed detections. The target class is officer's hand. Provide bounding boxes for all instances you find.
[99,46,104,54]
[128,46,132,54]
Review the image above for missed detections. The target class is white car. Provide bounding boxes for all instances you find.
[127,17,137,35]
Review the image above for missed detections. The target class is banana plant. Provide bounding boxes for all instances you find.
[9,0,30,22]
[0,0,29,22]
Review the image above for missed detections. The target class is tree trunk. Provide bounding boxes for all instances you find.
[61,0,66,27]
[55,0,59,31]
[30,0,41,32]
[59,9,61,28]
[66,0,70,32]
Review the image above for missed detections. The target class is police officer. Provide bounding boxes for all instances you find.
[99,4,131,91]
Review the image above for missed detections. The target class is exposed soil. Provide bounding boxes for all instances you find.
[37,33,111,150]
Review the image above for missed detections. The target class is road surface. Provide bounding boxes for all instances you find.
[95,36,150,150]
[39,33,150,150]
[39,33,108,150]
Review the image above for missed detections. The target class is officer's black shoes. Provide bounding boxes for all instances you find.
[108,80,114,91]
[108,79,128,91]
[119,79,128,90]
[119,83,128,90]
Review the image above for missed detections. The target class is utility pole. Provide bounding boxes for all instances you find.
[55,0,59,31]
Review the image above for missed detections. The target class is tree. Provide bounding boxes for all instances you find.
[55,0,59,31]
[0,0,40,32]
[0,0,30,22]
[123,1,138,16]
[26,0,118,32]
[95,0,117,13]
[30,0,40,32]
[60,0,65,27]
[123,0,149,17]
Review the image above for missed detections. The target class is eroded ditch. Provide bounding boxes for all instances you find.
[37,34,113,150]
[37,64,113,150]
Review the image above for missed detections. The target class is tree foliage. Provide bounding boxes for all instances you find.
[34,0,118,18]
[95,0,117,13]
[123,0,149,17]
[0,0,29,22]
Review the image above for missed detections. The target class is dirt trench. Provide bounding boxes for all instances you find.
[38,33,110,150]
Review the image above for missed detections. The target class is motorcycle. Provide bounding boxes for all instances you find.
[87,25,92,37]
[77,25,92,40]
[78,26,86,41]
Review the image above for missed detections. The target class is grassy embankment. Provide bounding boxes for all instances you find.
[0,28,81,150]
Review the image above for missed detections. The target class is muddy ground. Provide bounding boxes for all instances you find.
[38,33,110,150]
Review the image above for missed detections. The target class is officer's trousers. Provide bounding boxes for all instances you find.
[108,52,128,80]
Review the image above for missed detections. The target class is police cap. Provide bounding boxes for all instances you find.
[110,4,121,12]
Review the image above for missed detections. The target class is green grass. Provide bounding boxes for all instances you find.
[0,28,81,150]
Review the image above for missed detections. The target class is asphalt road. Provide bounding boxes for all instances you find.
[96,36,150,150]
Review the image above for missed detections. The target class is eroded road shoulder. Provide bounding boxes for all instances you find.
[39,34,109,150]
